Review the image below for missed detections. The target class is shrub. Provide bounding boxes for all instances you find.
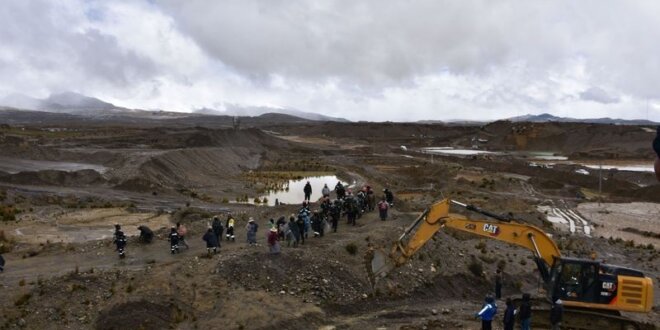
[345,243,358,255]
[468,256,483,277]
[14,293,31,306]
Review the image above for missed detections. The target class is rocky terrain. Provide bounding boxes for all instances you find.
[0,111,658,329]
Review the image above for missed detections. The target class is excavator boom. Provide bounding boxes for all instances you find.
[368,199,560,285]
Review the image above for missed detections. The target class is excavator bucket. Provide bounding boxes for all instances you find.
[366,248,395,287]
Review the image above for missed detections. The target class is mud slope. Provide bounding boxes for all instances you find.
[112,128,298,191]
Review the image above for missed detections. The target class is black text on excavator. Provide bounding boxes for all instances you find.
[366,198,654,330]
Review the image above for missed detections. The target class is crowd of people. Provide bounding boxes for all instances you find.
[111,181,396,258]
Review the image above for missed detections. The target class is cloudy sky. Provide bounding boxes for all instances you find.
[1,0,660,122]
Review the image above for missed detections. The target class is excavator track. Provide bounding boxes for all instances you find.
[521,298,654,330]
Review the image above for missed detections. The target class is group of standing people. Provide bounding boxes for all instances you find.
[475,292,563,330]
[108,181,396,258]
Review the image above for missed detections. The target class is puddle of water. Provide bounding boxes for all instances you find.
[581,164,654,173]
[521,152,568,160]
[0,156,108,174]
[421,147,498,156]
[255,175,348,206]
[534,160,654,173]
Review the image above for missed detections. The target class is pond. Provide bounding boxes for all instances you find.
[256,175,349,206]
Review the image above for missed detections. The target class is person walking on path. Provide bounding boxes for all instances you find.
[246,218,258,245]
[169,227,180,254]
[0,254,4,272]
[495,269,503,299]
[519,293,532,330]
[202,227,219,255]
[267,227,281,254]
[212,216,224,246]
[296,213,306,245]
[176,222,189,249]
[475,295,497,330]
[377,197,389,221]
[502,298,516,330]
[366,186,376,211]
[303,181,312,201]
[226,215,236,241]
[383,188,394,207]
[330,200,341,232]
[288,215,300,247]
[550,298,564,330]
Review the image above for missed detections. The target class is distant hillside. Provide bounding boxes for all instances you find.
[195,105,350,122]
[0,92,120,113]
[508,113,658,125]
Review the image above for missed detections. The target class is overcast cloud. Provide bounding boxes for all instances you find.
[0,0,659,121]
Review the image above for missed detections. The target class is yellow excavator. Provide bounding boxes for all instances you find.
[367,198,654,330]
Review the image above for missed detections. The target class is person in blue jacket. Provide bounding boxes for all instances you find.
[475,295,497,330]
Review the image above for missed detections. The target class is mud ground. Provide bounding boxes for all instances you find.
[0,120,658,329]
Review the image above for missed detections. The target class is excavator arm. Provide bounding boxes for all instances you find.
[367,198,561,286]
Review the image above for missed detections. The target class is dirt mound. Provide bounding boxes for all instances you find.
[628,184,660,202]
[482,121,655,158]
[219,249,369,305]
[95,300,178,330]
[0,169,105,186]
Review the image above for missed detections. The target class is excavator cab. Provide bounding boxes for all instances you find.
[548,257,653,312]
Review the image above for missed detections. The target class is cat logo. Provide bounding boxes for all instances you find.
[483,224,500,236]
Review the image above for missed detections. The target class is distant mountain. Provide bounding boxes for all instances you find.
[44,92,116,112]
[508,113,658,125]
[0,92,121,114]
[195,105,350,122]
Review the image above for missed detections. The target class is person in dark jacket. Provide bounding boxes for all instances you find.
[212,216,224,246]
[276,216,287,239]
[114,230,127,258]
[113,224,122,251]
[654,126,660,181]
[303,181,312,201]
[519,293,532,330]
[296,213,306,245]
[475,295,497,330]
[383,188,394,207]
[311,211,324,237]
[289,215,301,247]
[550,298,564,330]
[202,227,219,255]
[366,185,375,211]
[335,181,345,199]
[137,225,153,244]
[169,227,180,254]
[344,192,358,226]
[0,254,4,272]
[330,199,341,232]
[502,298,515,330]
[494,269,503,299]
